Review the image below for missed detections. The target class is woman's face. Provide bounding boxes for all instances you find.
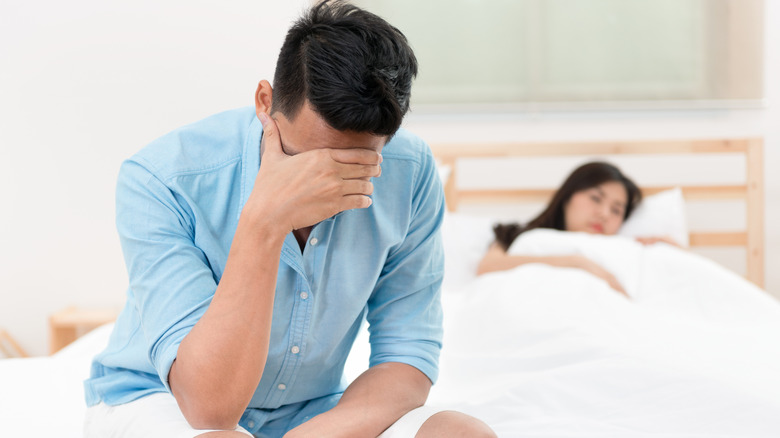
[564,181,628,235]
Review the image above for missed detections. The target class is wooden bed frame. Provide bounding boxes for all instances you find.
[430,138,765,288]
[0,329,29,358]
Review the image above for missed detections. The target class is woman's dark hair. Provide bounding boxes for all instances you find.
[271,0,417,136]
[494,162,642,250]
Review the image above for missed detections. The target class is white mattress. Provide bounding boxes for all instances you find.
[0,323,114,437]
[2,226,779,437]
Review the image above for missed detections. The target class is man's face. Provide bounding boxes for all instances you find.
[269,101,387,157]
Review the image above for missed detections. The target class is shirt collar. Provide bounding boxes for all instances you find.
[238,115,262,222]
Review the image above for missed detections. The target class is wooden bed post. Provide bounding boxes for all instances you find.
[440,156,459,212]
[745,138,765,288]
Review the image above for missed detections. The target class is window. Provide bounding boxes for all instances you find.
[354,0,764,110]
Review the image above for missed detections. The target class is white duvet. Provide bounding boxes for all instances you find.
[427,229,780,437]
[4,230,780,437]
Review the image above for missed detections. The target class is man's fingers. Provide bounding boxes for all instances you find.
[337,162,382,179]
[328,148,382,165]
[258,112,284,157]
[341,179,374,196]
[339,194,373,211]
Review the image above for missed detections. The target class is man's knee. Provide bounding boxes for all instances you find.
[196,431,251,437]
[415,410,496,438]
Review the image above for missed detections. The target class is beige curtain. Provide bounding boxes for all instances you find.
[355,0,764,110]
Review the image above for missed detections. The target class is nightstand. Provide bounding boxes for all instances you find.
[48,306,119,355]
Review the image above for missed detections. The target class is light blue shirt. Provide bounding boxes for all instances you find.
[84,107,445,415]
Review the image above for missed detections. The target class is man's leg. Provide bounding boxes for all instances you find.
[84,392,253,438]
[415,411,496,438]
[196,432,252,437]
[378,406,496,438]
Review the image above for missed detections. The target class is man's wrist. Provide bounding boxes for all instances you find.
[240,196,291,238]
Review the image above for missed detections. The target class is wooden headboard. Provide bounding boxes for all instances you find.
[430,138,765,288]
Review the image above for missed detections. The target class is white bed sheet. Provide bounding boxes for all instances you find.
[428,229,780,437]
[3,228,779,437]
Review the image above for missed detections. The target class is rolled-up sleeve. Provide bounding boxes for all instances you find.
[116,159,217,392]
[366,148,445,384]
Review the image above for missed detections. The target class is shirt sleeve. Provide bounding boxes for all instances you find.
[115,159,217,393]
[366,145,446,384]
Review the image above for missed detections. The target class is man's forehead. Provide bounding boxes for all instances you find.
[275,109,386,155]
[280,139,383,156]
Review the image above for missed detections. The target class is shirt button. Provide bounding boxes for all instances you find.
[278,383,287,391]
[247,421,255,428]
[291,346,300,354]
[300,291,309,300]
[310,237,318,246]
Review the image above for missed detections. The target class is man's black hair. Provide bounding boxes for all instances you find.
[271,0,418,136]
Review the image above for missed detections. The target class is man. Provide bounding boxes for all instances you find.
[84,1,496,437]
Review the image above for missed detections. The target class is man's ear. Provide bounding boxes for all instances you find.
[255,80,273,118]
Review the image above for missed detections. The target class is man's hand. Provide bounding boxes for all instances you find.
[249,112,382,233]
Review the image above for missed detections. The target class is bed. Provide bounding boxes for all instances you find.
[415,137,780,437]
[1,138,778,437]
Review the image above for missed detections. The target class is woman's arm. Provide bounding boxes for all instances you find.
[477,243,583,275]
[635,236,684,248]
[477,243,628,297]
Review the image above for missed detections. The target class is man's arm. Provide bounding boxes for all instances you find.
[168,211,285,429]
[284,362,431,438]
[165,113,382,429]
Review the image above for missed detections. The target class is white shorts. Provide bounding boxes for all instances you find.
[84,392,444,438]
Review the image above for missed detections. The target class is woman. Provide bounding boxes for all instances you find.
[477,161,676,296]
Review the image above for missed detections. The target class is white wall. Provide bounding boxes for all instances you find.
[1,0,777,356]
[0,0,312,356]
[404,1,780,295]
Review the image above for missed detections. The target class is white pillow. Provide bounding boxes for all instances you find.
[436,162,452,186]
[438,188,689,291]
[441,212,496,292]
[618,187,689,247]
